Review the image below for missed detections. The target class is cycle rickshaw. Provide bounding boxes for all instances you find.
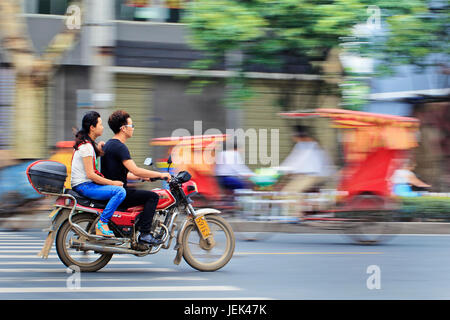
[233,108,420,244]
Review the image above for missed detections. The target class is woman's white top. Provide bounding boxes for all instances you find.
[71,143,95,188]
[391,169,413,185]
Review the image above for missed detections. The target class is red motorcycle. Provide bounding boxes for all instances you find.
[26,156,235,272]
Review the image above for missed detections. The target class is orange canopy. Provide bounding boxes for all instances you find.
[151,134,228,149]
[280,108,420,159]
[280,108,420,127]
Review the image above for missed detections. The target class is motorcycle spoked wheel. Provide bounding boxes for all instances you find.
[182,214,235,272]
[55,211,113,272]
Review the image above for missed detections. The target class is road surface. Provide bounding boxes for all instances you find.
[0,230,449,300]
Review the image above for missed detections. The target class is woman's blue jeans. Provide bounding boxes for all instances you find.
[73,182,126,223]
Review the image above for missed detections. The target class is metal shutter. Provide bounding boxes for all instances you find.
[114,74,154,166]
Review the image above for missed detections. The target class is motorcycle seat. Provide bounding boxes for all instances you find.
[64,189,129,211]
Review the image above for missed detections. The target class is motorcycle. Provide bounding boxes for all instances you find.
[27,156,235,272]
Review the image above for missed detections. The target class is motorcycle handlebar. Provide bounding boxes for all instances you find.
[149,176,170,182]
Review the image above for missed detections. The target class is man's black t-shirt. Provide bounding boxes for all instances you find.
[101,139,132,187]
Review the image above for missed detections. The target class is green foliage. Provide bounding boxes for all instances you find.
[400,197,450,220]
[183,0,448,109]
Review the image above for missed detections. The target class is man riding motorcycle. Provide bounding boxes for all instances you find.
[101,110,171,245]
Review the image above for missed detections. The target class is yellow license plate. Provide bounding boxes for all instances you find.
[194,216,211,239]
[48,208,60,218]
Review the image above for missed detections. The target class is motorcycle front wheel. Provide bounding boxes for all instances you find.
[182,214,235,272]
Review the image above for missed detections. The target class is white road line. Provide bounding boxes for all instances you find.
[0,239,45,244]
[0,236,37,240]
[0,252,152,259]
[0,276,206,282]
[0,286,240,293]
[0,255,149,259]
[0,250,49,253]
[119,297,271,300]
[0,261,149,265]
[0,246,44,249]
[0,268,176,273]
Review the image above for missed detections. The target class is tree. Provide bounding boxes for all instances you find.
[0,0,82,159]
[183,0,448,110]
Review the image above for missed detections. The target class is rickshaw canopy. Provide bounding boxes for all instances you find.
[151,134,228,149]
[280,108,420,157]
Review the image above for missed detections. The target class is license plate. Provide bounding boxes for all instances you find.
[194,216,211,239]
[48,208,59,218]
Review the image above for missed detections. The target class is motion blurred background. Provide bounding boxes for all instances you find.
[0,0,448,223]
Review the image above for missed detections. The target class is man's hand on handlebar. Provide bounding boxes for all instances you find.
[159,172,171,182]
[149,172,171,182]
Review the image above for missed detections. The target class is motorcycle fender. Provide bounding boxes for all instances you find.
[173,218,190,265]
[193,208,221,218]
[173,209,220,265]
[38,207,67,259]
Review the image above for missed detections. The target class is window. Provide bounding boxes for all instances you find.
[115,0,188,23]
[24,0,70,15]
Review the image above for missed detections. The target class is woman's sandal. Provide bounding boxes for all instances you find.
[96,221,114,237]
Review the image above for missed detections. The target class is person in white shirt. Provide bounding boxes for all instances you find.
[391,159,431,197]
[277,125,334,219]
[215,141,254,191]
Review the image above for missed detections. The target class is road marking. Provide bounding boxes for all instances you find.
[0,241,44,244]
[0,286,240,294]
[0,246,44,249]
[0,261,149,265]
[0,268,176,273]
[235,251,383,255]
[0,254,152,260]
[0,250,50,253]
[0,276,207,282]
[118,297,272,300]
[0,235,43,238]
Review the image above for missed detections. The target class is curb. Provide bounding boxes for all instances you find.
[228,221,450,235]
[2,214,450,234]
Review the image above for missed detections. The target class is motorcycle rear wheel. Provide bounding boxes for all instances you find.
[55,212,113,272]
[182,214,235,272]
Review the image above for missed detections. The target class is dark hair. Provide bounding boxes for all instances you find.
[108,110,130,134]
[74,111,103,156]
[293,125,310,138]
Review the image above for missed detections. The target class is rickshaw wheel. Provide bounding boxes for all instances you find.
[341,194,399,245]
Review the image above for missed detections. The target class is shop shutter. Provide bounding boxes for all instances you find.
[0,68,14,150]
[114,74,154,166]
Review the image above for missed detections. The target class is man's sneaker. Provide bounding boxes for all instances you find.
[139,232,163,245]
[96,221,114,237]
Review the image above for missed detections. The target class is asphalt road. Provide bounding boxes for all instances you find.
[0,230,449,300]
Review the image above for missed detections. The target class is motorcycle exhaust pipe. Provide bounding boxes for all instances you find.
[70,240,141,255]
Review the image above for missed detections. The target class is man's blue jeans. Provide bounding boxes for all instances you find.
[73,182,126,223]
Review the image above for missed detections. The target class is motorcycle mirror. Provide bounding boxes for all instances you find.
[167,155,172,165]
[144,158,153,166]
